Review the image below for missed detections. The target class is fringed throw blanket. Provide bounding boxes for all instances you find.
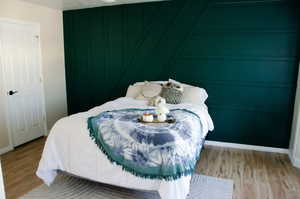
[87,108,205,181]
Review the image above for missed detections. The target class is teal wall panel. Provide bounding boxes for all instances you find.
[63,0,300,148]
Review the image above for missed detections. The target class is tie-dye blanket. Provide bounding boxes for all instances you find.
[87,108,205,181]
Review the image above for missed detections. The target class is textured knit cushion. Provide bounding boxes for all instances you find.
[160,82,183,104]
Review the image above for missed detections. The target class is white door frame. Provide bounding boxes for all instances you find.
[0,18,48,150]
[0,161,5,199]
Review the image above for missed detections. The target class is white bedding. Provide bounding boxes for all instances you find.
[36,97,214,199]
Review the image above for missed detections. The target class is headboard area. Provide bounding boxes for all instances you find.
[63,0,300,148]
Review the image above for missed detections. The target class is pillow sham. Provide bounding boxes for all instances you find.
[125,85,143,98]
[182,86,208,105]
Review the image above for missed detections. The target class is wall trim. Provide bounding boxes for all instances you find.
[0,145,13,156]
[0,139,295,163]
[205,140,289,154]
[288,151,300,168]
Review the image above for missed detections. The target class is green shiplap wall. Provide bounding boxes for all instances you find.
[63,0,300,148]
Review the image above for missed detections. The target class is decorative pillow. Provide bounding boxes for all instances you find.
[135,82,162,101]
[160,82,184,104]
[125,85,143,98]
[182,86,208,105]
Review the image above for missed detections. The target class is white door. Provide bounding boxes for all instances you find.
[0,19,46,147]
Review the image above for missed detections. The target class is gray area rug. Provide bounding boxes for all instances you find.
[21,174,233,199]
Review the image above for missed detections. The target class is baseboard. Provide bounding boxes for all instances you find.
[288,151,300,168]
[204,140,289,154]
[0,145,13,156]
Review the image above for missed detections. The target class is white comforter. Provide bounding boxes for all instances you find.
[37,97,214,199]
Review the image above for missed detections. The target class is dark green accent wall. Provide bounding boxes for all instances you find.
[63,0,300,148]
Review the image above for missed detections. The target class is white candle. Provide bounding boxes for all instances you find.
[157,114,167,122]
[143,114,154,122]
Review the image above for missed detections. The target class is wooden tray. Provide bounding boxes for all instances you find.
[137,116,176,124]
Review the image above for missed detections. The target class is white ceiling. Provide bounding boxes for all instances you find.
[21,0,165,11]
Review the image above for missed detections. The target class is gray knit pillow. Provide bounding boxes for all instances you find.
[160,83,183,104]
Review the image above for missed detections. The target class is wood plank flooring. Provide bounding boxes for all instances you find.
[1,138,45,199]
[1,137,300,199]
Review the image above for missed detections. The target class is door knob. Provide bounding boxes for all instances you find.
[8,90,18,95]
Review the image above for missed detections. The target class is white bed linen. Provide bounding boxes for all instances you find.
[36,97,214,199]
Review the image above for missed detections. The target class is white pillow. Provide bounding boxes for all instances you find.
[125,85,143,98]
[136,82,162,100]
[142,82,162,98]
[182,86,208,105]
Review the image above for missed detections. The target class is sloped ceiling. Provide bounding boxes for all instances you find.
[21,0,165,10]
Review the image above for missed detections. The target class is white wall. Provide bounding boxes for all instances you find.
[0,0,67,149]
[289,63,300,168]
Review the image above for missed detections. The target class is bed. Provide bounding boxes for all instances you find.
[36,81,214,199]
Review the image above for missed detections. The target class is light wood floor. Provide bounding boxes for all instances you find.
[1,137,300,199]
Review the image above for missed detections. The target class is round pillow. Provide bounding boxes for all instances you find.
[141,83,162,98]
